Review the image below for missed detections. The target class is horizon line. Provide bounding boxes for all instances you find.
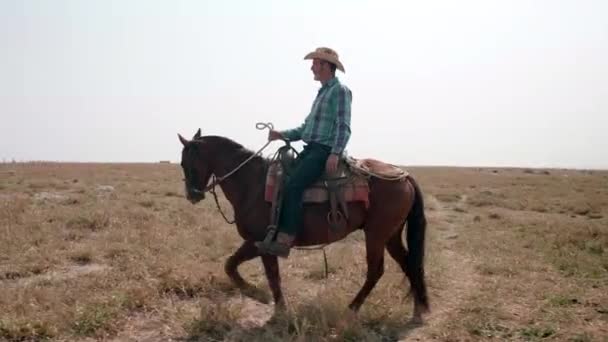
[1,160,606,172]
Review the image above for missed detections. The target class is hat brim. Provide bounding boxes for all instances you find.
[304,52,345,73]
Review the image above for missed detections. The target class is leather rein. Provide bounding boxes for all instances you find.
[190,123,275,224]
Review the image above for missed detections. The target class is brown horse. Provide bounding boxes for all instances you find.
[177,129,429,322]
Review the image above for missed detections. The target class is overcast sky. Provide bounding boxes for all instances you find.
[1,0,607,169]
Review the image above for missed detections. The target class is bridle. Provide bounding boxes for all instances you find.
[182,123,332,276]
[184,123,276,223]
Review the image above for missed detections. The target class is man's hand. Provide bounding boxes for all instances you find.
[326,154,340,174]
[268,130,284,141]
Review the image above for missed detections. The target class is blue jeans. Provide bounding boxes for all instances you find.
[278,142,331,235]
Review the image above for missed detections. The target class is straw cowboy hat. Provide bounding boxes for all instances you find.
[304,47,345,73]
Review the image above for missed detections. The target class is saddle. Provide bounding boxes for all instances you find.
[264,147,408,230]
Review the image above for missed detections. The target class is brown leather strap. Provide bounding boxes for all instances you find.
[325,177,348,230]
[267,162,284,239]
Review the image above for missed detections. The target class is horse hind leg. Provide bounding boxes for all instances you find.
[348,234,385,312]
[385,229,428,323]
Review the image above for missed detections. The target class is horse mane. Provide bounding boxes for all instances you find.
[196,135,270,169]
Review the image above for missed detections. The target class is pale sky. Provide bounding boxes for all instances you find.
[1,0,607,169]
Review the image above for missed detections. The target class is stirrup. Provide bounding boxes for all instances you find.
[258,232,294,258]
[262,225,278,244]
[264,242,291,258]
[255,225,278,251]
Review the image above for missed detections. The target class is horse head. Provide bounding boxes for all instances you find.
[178,128,212,204]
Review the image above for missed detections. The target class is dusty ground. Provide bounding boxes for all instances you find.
[1,162,607,341]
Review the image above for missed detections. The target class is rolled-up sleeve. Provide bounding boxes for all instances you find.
[280,122,305,142]
[331,86,352,154]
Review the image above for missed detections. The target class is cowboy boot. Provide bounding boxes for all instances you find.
[256,232,295,258]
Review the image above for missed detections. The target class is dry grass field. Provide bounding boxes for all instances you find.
[1,162,607,341]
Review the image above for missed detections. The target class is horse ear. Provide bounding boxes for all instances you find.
[178,133,189,146]
[194,128,202,140]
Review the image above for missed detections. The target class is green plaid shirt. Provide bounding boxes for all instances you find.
[281,77,352,155]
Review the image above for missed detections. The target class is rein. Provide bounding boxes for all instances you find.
[196,123,331,278]
[208,175,236,224]
[195,123,274,224]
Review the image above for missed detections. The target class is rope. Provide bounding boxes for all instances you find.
[205,122,275,224]
[367,173,406,181]
[363,170,407,181]
[346,157,408,181]
[203,141,272,192]
[209,175,235,224]
[209,122,331,278]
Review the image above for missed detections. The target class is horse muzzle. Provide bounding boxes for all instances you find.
[187,187,205,203]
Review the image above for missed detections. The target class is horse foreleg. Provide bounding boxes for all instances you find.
[261,254,285,310]
[224,240,269,302]
[348,238,385,312]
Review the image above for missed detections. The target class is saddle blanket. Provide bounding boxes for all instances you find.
[263,157,408,208]
[264,164,370,207]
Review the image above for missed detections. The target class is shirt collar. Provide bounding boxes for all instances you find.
[319,77,339,92]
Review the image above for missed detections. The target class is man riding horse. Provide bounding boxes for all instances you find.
[255,47,353,258]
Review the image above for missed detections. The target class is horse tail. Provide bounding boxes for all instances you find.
[405,176,429,312]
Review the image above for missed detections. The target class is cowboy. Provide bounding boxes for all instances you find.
[256,47,353,257]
